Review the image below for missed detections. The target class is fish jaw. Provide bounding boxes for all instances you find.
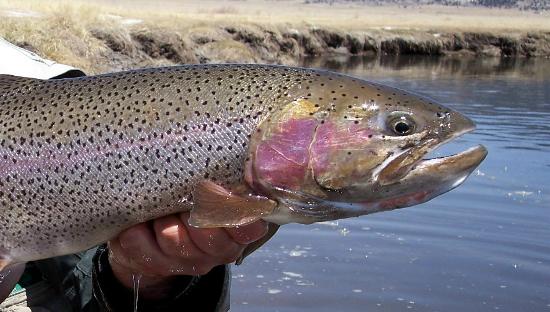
[396,145,488,202]
[263,144,487,225]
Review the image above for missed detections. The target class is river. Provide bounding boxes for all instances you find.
[232,55,550,312]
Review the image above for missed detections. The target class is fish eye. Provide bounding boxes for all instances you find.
[387,113,416,136]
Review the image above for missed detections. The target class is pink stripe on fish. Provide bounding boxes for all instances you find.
[0,124,208,177]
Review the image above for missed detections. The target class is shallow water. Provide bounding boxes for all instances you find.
[232,56,550,311]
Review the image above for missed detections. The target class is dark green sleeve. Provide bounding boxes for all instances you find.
[37,245,230,312]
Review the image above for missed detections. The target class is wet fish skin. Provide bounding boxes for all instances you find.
[0,65,292,264]
[0,64,486,266]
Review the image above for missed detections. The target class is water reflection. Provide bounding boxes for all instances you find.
[302,54,550,80]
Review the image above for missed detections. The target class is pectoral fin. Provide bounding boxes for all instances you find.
[189,180,277,228]
[236,222,280,265]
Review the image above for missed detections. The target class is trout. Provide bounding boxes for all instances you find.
[0,64,486,276]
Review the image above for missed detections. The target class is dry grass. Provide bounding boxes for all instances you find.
[2,0,550,32]
[96,0,550,32]
[0,1,113,71]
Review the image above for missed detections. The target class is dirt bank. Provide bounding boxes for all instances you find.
[90,25,550,73]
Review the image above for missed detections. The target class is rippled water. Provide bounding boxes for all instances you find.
[232,56,550,312]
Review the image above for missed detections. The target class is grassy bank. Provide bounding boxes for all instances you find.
[1,0,549,74]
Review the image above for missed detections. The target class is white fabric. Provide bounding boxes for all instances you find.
[0,37,79,79]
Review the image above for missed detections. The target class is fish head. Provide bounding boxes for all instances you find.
[246,72,487,224]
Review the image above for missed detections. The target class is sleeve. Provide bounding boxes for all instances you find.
[60,245,230,312]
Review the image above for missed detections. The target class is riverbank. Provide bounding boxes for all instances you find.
[1,0,549,74]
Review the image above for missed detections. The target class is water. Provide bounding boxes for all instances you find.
[232,56,550,311]
[132,273,141,312]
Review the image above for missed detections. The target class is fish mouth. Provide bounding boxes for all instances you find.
[378,120,487,186]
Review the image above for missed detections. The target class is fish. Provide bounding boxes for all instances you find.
[0,64,486,277]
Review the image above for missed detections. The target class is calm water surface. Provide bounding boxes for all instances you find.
[232,56,550,312]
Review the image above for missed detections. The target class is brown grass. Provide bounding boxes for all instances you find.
[2,0,550,32]
[0,2,111,71]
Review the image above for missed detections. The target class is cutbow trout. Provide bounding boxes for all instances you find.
[0,64,487,271]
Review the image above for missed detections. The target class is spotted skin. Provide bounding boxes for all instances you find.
[0,64,484,264]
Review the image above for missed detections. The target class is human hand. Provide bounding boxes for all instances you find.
[107,212,268,299]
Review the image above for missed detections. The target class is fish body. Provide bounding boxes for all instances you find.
[0,64,486,267]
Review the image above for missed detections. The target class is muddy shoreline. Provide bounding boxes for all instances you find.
[91,24,550,72]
